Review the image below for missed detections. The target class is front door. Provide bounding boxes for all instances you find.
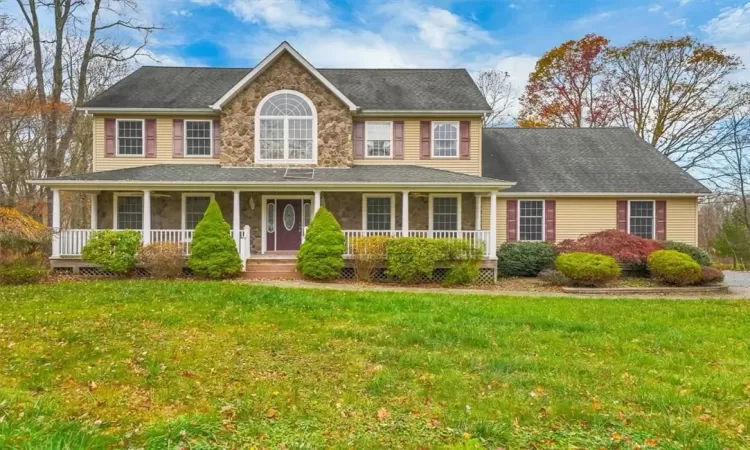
[275,199,302,251]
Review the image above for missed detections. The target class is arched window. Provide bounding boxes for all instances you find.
[255,90,316,163]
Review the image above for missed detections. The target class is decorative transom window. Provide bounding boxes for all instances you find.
[519,200,544,241]
[117,120,144,155]
[629,201,654,239]
[432,122,458,157]
[185,121,212,156]
[256,91,316,162]
[366,122,392,157]
[431,196,460,231]
[183,194,212,229]
[116,196,143,230]
[364,196,393,231]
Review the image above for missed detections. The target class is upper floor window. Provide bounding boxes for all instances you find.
[366,122,392,158]
[185,120,212,157]
[432,122,458,157]
[519,200,544,241]
[256,90,316,163]
[117,119,144,156]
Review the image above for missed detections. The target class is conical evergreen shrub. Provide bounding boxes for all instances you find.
[296,207,345,280]
[188,200,242,279]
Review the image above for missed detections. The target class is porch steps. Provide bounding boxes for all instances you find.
[242,259,301,280]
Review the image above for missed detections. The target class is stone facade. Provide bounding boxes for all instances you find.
[220,52,353,168]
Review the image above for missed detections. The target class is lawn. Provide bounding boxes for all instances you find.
[1,281,748,449]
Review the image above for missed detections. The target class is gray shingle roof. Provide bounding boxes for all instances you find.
[482,128,710,194]
[83,67,491,112]
[44,164,506,186]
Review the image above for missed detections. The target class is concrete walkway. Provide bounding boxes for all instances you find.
[724,271,750,298]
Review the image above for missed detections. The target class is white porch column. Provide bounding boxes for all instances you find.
[489,191,498,259]
[233,190,241,250]
[401,191,409,237]
[475,195,482,231]
[51,188,60,258]
[89,193,98,230]
[313,190,321,216]
[142,190,151,245]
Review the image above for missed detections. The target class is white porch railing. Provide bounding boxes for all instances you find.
[341,230,492,259]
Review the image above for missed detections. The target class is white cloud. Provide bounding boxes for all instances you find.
[701,3,750,42]
[648,4,663,12]
[670,18,687,28]
[570,11,614,29]
[678,0,691,6]
[225,0,331,30]
[171,9,192,17]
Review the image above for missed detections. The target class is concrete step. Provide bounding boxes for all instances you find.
[240,269,302,280]
[244,263,298,273]
[245,258,297,265]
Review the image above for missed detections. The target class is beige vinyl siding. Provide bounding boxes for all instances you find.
[353,117,483,176]
[482,197,699,246]
[93,115,220,172]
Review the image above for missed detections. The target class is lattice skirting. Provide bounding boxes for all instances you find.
[341,267,496,284]
[53,266,194,277]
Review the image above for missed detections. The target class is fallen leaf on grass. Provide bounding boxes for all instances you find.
[267,408,278,419]
[376,407,390,421]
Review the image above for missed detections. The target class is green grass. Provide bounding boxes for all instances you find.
[1,281,749,449]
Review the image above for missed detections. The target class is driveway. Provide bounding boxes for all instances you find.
[723,271,750,297]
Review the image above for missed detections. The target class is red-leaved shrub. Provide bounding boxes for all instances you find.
[556,230,662,265]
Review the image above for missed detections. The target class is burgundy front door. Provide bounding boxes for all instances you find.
[275,199,302,251]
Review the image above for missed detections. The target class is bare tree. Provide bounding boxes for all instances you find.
[474,69,513,126]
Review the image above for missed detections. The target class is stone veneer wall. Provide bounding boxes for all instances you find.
[220,52,353,168]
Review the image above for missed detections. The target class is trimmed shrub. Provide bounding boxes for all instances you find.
[188,200,242,279]
[386,237,445,283]
[443,261,480,286]
[351,235,389,282]
[0,258,47,285]
[297,208,345,280]
[442,238,485,262]
[538,268,570,286]
[662,240,711,267]
[556,230,662,266]
[555,252,621,286]
[0,206,51,257]
[647,250,702,286]
[138,242,185,278]
[700,266,725,285]
[497,242,557,277]
[81,230,141,274]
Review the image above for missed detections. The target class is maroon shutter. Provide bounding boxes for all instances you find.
[104,118,116,157]
[656,200,667,240]
[145,119,157,158]
[393,121,404,159]
[353,121,364,159]
[173,119,184,158]
[506,200,517,242]
[545,200,556,242]
[459,121,471,160]
[616,200,628,233]
[420,121,431,159]
[213,119,221,159]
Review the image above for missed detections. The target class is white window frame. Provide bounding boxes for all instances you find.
[181,193,215,230]
[627,199,656,239]
[184,120,213,158]
[518,199,545,242]
[254,89,318,164]
[431,121,460,158]
[364,121,393,159]
[115,119,146,157]
[428,194,462,231]
[362,194,396,231]
[113,192,144,230]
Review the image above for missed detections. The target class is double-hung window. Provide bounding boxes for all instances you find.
[363,195,394,231]
[432,122,458,157]
[519,200,544,241]
[117,119,144,156]
[629,200,654,239]
[257,91,316,163]
[115,195,143,230]
[183,194,213,229]
[185,121,212,156]
[366,122,392,157]
[431,195,460,231]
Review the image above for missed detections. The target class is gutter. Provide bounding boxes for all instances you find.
[78,107,217,115]
[483,192,710,198]
[356,109,492,116]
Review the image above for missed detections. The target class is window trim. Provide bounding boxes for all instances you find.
[361,194,396,231]
[428,194,462,231]
[181,193,215,230]
[364,121,393,159]
[115,119,146,157]
[431,121,460,158]
[113,192,144,230]
[627,199,656,239]
[517,199,546,242]
[184,120,213,158]
[254,89,318,164]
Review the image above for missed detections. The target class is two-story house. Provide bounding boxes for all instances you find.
[32,42,709,277]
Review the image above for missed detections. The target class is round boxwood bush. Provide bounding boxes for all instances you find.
[647,249,702,286]
[187,200,242,279]
[297,207,345,280]
[661,240,711,267]
[81,229,141,274]
[555,252,621,286]
[497,242,557,277]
